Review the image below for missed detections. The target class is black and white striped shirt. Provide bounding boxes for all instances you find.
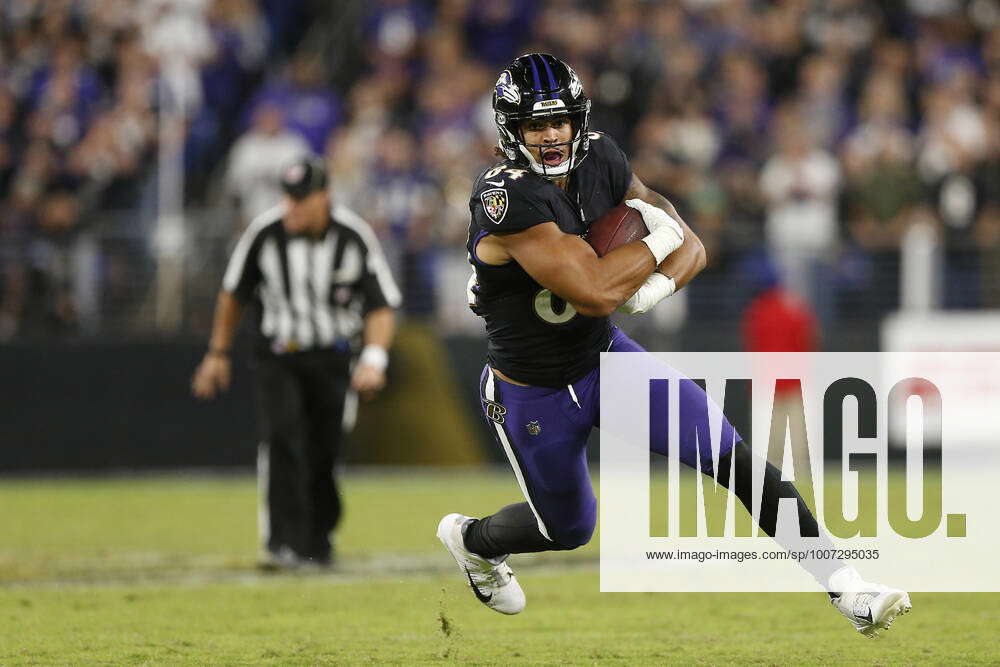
[222,203,401,355]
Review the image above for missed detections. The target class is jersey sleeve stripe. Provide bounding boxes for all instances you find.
[222,203,285,293]
[333,205,403,309]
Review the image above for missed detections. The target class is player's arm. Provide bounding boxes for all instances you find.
[492,222,663,318]
[352,306,396,398]
[191,290,244,399]
[621,173,706,290]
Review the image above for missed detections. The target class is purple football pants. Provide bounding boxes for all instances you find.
[478,326,737,548]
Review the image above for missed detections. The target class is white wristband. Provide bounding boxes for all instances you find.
[359,344,388,372]
[617,273,676,314]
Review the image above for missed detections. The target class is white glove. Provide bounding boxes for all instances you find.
[625,199,684,264]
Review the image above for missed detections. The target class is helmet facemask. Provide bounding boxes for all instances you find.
[492,54,592,180]
[499,107,591,179]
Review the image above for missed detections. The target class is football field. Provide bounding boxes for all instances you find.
[2,470,997,665]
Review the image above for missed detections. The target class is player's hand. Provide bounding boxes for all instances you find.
[351,362,386,399]
[191,353,231,399]
[624,199,684,250]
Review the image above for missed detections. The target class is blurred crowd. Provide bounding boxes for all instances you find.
[0,0,306,338]
[316,0,1000,335]
[3,0,1000,343]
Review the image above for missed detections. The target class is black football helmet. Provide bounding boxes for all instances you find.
[492,53,592,179]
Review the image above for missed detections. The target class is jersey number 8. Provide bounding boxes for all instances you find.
[533,289,577,325]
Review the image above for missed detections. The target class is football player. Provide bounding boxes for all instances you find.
[438,53,910,637]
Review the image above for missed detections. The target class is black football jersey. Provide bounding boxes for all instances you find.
[466,131,632,387]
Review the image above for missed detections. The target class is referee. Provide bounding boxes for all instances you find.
[192,157,401,569]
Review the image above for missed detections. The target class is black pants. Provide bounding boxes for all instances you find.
[253,351,353,563]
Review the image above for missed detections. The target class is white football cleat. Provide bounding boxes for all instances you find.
[829,566,912,638]
[436,513,525,615]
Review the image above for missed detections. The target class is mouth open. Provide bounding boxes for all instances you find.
[542,148,565,166]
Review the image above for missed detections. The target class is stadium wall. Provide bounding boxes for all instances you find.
[0,330,494,473]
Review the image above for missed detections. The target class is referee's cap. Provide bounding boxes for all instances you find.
[280,157,328,200]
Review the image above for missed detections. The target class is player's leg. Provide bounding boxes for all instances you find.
[619,328,911,637]
[253,355,310,568]
[610,327,834,567]
[299,353,351,566]
[437,365,596,614]
[461,501,570,557]
[714,441,835,572]
[716,441,911,636]
[467,365,598,553]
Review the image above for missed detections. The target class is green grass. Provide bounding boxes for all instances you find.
[6,578,999,665]
[1,470,997,664]
[0,470,580,582]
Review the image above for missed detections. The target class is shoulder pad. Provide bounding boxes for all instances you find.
[582,130,631,202]
[584,130,619,155]
[473,165,554,233]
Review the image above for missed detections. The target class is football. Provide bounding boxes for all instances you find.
[585,203,648,257]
